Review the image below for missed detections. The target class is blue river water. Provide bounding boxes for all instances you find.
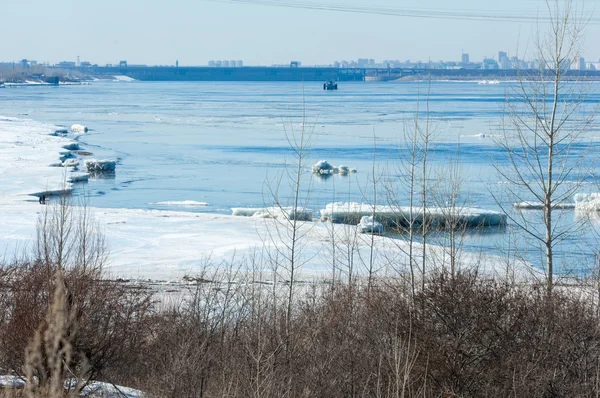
[1,80,600,274]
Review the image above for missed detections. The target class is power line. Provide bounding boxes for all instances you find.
[202,0,600,24]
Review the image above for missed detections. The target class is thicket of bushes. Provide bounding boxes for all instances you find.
[1,251,599,397]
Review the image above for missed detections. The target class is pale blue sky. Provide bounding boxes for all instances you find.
[2,0,598,66]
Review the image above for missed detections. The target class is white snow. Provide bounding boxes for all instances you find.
[0,375,25,388]
[151,200,209,206]
[80,381,145,397]
[0,116,75,199]
[320,202,507,228]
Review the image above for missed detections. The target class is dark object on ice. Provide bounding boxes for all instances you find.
[39,194,46,204]
[323,80,338,90]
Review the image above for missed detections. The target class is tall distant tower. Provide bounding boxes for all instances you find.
[176,59,179,68]
[461,53,470,65]
[498,51,509,69]
[77,56,80,67]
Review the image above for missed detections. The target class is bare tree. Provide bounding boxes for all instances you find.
[385,80,437,300]
[493,0,594,295]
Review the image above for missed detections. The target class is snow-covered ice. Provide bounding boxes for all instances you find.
[320,202,507,228]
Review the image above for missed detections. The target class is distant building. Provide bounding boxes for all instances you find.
[57,61,76,68]
[578,57,586,70]
[482,58,499,69]
[80,61,92,68]
[208,60,215,67]
[119,60,127,68]
[215,60,222,67]
[499,51,509,69]
[235,60,243,67]
[290,61,301,68]
[461,53,469,65]
[223,60,229,67]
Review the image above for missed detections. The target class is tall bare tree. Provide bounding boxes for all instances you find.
[493,0,594,295]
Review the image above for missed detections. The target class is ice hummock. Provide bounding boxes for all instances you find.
[71,124,88,133]
[312,160,357,175]
[320,202,506,229]
[232,206,313,221]
[359,215,384,234]
[85,159,116,173]
[574,193,600,211]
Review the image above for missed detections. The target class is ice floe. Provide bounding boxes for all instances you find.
[320,202,506,228]
[232,206,313,221]
[514,201,576,210]
[85,159,116,173]
[312,160,357,175]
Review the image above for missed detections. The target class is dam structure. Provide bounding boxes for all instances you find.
[53,64,600,82]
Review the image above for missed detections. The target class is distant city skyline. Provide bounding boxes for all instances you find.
[1,0,598,66]
[8,50,600,72]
